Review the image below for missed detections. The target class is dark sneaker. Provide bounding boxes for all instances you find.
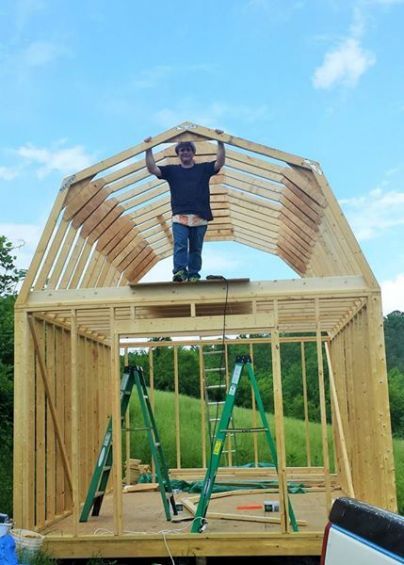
[173,269,188,282]
[188,274,200,283]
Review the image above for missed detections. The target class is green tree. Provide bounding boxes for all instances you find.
[384,310,404,372]
[0,235,26,516]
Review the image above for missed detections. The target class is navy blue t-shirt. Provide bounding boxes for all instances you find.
[159,161,218,221]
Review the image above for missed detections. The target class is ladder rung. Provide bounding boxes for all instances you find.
[206,384,227,389]
[209,418,220,422]
[220,427,267,433]
[205,367,225,372]
[203,350,224,355]
[222,449,237,454]
[208,401,225,405]
[94,491,104,498]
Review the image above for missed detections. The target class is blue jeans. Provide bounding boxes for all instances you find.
[172,223,207,276]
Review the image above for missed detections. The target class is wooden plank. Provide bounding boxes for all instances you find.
[80,200,118,240]
[46,322,56,523]
[111,329,123,534]
[35,318,46,527]
[17,186,69,304]
[68,240,93,289]
[55,326,66,515]
[70,311,80,535]
[189,123,312,169]
[34,218,70,290]
[59,236,87,289]
[324,343,354,498]
[47,226,77,289]
[174,347,181,469]
[67,182,110,224]
[271,301,289,533]
[300,343,311,467]
[315,299,332,513]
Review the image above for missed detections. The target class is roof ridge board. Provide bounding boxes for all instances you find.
[188,123,313,170]
[72,124,194,183]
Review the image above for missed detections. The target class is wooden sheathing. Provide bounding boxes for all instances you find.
[329,302,396,511]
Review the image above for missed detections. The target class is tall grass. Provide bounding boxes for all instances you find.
[128,390,404,513]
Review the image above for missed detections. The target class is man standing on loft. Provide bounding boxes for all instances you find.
[144,131,225,282]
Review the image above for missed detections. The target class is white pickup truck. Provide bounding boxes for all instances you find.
[321,497,404,564]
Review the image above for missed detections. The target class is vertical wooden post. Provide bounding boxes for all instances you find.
[149,347,156,480]
[174,346,181,469]
[70,310,80,535]
[301,342,311,467]
[315,298,332,512]
[13,310,34,528]
[199,345,207,469]
[271,300,290,533]
[111,325,123,535]
[249,343,259,466]
[224,342,233,467]
[367,293,397,510]
[124,348,130,486]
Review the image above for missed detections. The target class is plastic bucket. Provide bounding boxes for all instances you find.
[11,529,44,561]
[0,521,12,536]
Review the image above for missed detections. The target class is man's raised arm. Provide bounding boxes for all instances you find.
[144,137,162,178]
[214,130,225,172]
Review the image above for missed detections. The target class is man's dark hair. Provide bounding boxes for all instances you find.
[175,141,196,155]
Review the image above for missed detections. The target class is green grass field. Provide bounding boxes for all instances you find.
[129,389,404,514]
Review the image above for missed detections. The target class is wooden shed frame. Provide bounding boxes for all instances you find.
[14,122,396,559]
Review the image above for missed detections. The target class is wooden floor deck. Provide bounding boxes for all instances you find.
[42,486,343,559]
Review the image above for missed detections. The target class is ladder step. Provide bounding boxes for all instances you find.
[222,449,237,454]
[209,418,220,422]
[204,367,225,372]
[207,401,225,406]
[220,427,267,433]
[206,384,227,389]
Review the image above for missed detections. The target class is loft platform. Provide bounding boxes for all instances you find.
[14,122,396,560]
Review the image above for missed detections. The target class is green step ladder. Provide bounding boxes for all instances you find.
[191,354,299,533]
[80,366,177,522]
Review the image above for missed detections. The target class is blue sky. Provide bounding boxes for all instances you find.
[1,0,403,313]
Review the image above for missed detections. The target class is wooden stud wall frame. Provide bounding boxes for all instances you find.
[13,123,396,559]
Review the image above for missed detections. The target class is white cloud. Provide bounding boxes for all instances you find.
[21,40,68,67]
[340,188,404,240]
[0,166,19,180]
[381,273,404,314]
[313,38,375,89]
[16,143,94,178]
